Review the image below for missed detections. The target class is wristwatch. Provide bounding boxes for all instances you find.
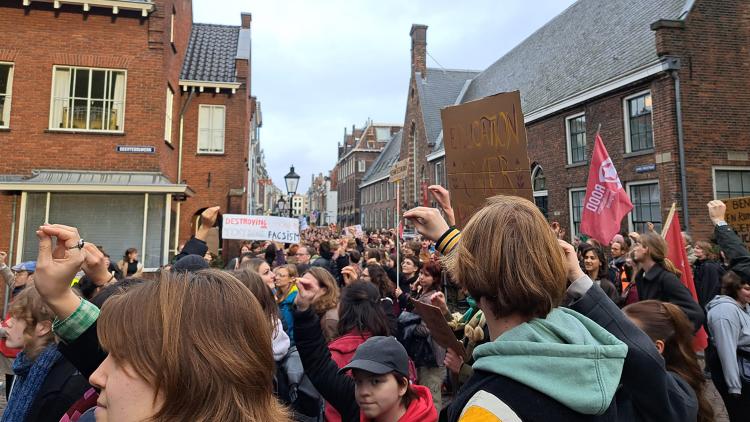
[715,221,728,227]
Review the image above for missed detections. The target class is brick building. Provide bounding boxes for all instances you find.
[423,0,750,242]
[335,121,400,227]
[400,24,479,210]
[0,0,257,268]
[360,130,402,230]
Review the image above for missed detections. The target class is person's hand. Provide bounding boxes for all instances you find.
[708,200,727,225]
[550,222,565,240]
[444,348,464,375]
[342,266,358,285]
[558,239,585,283]
[395,285,403,298]
[428,185,456,226]
[403,207,450,242]
[431,291,450,315]
[0,251,6,266]
[196,206,220,241]
[628,232,640,243]
[646,222,656,233]
[294,276,317,312]
[81,243,112,285]
[35,224,86,319]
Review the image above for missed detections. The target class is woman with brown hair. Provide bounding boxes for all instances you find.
[301,267,340,342]
[90,269,290,421]
[580,244,620,303]
[632,232,705,332]
[116,247,142,278]
[693,240,726,311]
[624,300,713,422]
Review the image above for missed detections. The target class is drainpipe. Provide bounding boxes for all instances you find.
[668,58,689,231]
[174,89,195,254]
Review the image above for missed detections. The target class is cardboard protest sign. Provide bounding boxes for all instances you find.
[440,91,532,227]
[389,159,408,182]
[222,214,300,243]
[722,196,750,248]
[411,299,467,360]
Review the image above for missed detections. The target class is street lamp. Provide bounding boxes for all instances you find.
[284,165,300,218]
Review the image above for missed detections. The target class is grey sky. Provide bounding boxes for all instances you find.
[193,0,576,192]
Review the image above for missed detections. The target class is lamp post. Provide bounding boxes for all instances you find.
[284,165,300,218]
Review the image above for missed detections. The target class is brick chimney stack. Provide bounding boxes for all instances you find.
[241,13,252,29]
[410,24,428,76]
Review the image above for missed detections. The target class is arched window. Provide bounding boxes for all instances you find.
[532,165,548,219]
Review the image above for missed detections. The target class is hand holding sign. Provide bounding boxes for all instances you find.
[428,185,456,226]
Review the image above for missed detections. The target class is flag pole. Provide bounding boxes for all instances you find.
[595,123,602,137]
[661,202,677,238]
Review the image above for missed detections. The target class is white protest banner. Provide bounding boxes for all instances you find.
[222,214,301,243]
[344,224,363,237]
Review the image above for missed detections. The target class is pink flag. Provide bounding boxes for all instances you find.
[580,134,633,244]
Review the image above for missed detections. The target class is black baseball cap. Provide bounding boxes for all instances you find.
[339,336,409,378]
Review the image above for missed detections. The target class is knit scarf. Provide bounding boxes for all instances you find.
[2,343,62,422]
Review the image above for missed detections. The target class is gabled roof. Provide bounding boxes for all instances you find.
[416,68,479,150]
[181,23,248,83]
[462,0,688,112]
[361,130,403,187]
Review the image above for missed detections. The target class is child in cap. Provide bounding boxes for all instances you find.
[339,336,437,422]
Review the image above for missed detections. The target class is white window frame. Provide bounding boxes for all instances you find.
[0,62,14,128]
[164,86,174,143]
[568,187,586,241]
[626,179,661,233]
[48,65,127,133]
[623,90,654,153]
[712,166,750,199]
[435,161,444,186]
[532,165,548,198]
[358,160,365,172]
[197,104,225,154]
[170,9,176,45]
[565,112,586,165]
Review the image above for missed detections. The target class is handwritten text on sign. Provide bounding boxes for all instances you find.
[222,214,301,243]
[723,196,750,248]
[440,91,532,227]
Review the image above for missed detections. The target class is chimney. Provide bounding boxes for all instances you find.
[241,13,252,29]
[410,24,428,76]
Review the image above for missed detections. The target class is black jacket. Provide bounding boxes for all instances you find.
[567,282,698,422]
[57,322,105,381]
[635,264,705,332]
[693,259,725,310]
[24,356,90,422]
[293,307,359,422]
[174,236,208,263]
[715,224,750,280]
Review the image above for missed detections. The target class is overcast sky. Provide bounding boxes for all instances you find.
[193,0,576,192]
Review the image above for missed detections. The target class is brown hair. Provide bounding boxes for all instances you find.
[9,286,54,361]
[419,260,443,294]
[98,269,289,421]
[443,195,567,319]
[240,257,267,273]
[366,264,395,299]
[623,300,713,422]
[396,373,418,408]
[721,270,750,299]
[694,241,719,261]
[638,232,682,276]
[231,269,281,333]
[304,267,340,317]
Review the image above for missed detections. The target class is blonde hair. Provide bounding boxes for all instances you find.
[9,286,54,361]
[443,195,567,319]
[98,269,289,421]
[305,267,340,317]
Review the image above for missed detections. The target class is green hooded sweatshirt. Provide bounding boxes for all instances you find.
[471,307,627,415]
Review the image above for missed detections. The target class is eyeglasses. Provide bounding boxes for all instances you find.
[295,253,309,256]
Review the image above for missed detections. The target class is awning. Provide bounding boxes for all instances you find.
[0,170,194,195]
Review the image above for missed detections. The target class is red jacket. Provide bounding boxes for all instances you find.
[327,330,371,422]
[360,384,437,422]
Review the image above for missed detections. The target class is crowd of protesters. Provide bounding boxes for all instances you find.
[0,183,746,421]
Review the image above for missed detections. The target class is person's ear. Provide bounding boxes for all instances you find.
[397,376,408,398]
[36,320,52,338]
[654,339,665,355]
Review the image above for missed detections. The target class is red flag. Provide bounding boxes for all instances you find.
[663,208,709,351]
[580,134,633,244]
